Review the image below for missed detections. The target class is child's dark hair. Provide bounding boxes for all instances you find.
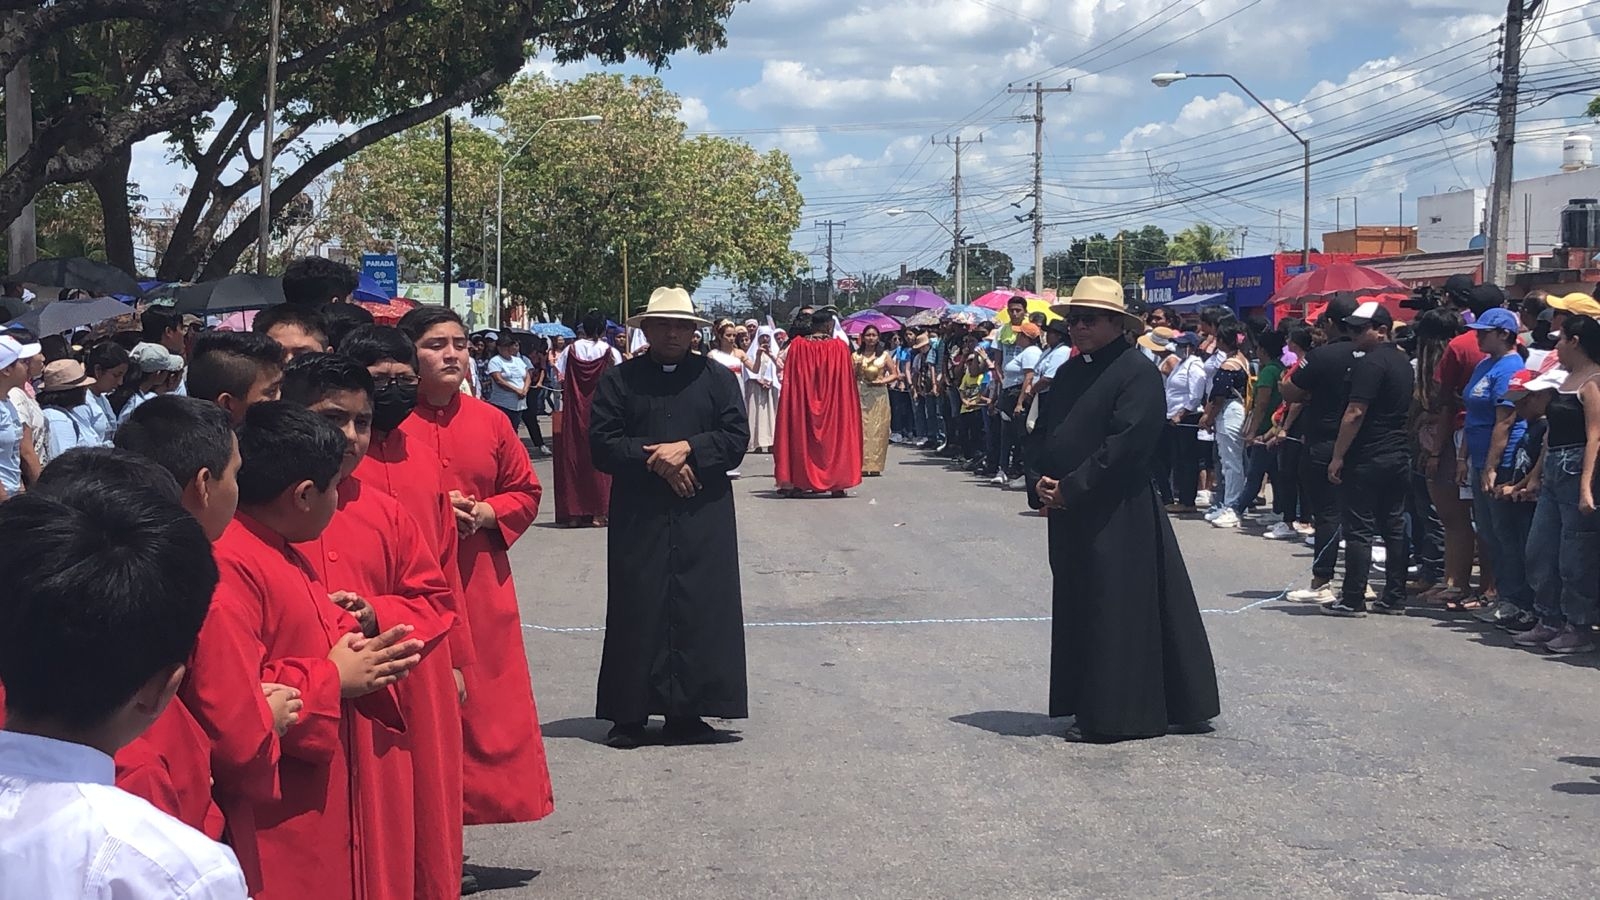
[86,340,130,376]
[281,352,376,406]
[321,302,375,350]
[339,324,417,369]
[0,477,215,729]
[398,305,464,342]
[114,395,235,489]
[37,447,184,504]
[253,303,329,348]
[235,400,345,505]
[187,331,283,403]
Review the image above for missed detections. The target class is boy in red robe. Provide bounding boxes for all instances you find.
[340,324,473,897]
[281,352,464,900]
[774,309,863,496]
[397,306,555,827]
[214,400,426,898]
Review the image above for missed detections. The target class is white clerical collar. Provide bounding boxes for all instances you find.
[661,364,678,373]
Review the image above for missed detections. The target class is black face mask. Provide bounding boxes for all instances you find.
[372,381,418,432]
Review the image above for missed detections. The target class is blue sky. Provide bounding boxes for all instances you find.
[129,0,1600,298]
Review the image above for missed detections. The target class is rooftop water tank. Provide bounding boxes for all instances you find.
[1561,198,1600,249]
[1563,133,1593,173]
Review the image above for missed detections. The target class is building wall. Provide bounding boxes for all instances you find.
[1322,227,1417,255]
[1416,167,1600,254]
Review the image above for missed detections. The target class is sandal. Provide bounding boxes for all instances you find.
[1423,586,1464,607]
[1448,593,1492,612]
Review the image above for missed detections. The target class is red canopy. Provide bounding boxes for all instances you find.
[357,296,419,324]
[1268,262,1407,304]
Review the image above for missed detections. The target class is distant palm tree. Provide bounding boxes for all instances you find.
[1169,223,1233,263]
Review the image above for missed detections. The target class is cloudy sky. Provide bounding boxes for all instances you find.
[131,0,1600,295]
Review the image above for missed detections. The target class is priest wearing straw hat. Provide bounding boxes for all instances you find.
[1031,276,1219,742]
[589,287,751,749]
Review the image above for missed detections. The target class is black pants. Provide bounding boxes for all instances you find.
[1233,441,1274,514]
[1341,459,1410,607]
[1151,418,1175,504]
[1169,415,1201,506]
[1407,470,1444,583]
[1300,450,1344,582]
[521,406,545,448]
[889,389,913,436]
[1000,387,1027,479]
[1275,439,1304,521]
[498,404,523,438]
[958,409,986,461]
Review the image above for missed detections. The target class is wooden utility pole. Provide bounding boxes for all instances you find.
[1485,0,1543,286]
[815,220,845,305]
[933,134,980,302]
[1008,82,1071,292]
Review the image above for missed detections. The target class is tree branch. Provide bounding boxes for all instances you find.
[0,0,188,76]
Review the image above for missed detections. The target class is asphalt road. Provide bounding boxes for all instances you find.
[464,442,1600,899]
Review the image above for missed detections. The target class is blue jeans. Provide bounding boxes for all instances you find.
[1215,401,1247,510]
[1231,441,1273,515]
[913,394,942,441]
[1525,446,1600,627]
[1470,465,1535,611]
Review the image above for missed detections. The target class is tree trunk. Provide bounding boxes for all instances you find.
[91,146,134,274]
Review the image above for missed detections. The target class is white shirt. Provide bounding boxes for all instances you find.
[485,353,530,412]
[0,398,22,493]
[7,388,46,468]
[0,731,248,899]
[117,391,156,426]
[43,406,102,458]
[1034,345,1071,381]
[84,391,116,443]
[554,339,622,378]
[1003,345,1042,389]
[1165,354,1208,419]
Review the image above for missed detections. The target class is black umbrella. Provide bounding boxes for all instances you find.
[169,274,286,314]
[12,296,138,335]
[9,257,142,298]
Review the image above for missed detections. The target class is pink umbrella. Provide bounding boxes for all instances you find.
[841,309,901,335]
[215,309,257,331]
[1268,262,1406,304]
[970,288,1039,311]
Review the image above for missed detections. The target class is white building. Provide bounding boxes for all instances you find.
[1416,133,1599,254]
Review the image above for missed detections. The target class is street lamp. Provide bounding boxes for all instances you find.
[886,207,967,300]
[496,114,603,308]
[1153,72,1311,269]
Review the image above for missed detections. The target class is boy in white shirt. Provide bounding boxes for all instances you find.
[0,456,248,899]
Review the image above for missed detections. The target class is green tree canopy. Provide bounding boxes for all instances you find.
[1169,223,1233,263]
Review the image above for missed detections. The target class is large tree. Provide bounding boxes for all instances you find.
[1019,226,1170,292]
[324,74,804,322]
[1168,223,1233,264]
[5,0,746,277]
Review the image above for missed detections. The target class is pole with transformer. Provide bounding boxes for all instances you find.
[816,220,846,305]
[1485,0,1542,287]
[933,133,979,302]
[1008,82,1071,292]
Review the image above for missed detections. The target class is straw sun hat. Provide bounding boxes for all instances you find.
[1049,275,1143,330]
[625,287,711,328]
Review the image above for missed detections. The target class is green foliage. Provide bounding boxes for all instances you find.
[1168,223,1233,264]
[1587,96,1600,119]
[325,74,804,322]
[1020,226,1170,291]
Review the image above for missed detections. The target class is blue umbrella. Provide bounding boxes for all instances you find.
[529,321,575,339]
[351,273,392,304]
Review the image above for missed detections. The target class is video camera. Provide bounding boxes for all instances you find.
[1401,284,1441,312]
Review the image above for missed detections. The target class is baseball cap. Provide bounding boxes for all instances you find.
[1321,295,1361,326]
[1344,301,1394,330]
[0,334,41,369]
[1548,291,1600,318]
[1503,367,1565,400]
[1172,332,1202,347]
[1442,274,1475,301]
[1016,322,1042,340]
[129,341,184,373]
[1467,307,1520,333]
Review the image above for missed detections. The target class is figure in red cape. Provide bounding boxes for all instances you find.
[552,309,621,526]
[774,308,862,496]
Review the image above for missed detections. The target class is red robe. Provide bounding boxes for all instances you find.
[774,336,864,492]
[400,392,555,825]
[357,430,468,898]
[213,513,407,900]
[553,351,614,521]
[115,700,226,840]
[294,474,459,900]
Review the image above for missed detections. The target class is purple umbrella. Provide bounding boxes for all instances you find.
[841,309,901,335]
[873,288,948,319]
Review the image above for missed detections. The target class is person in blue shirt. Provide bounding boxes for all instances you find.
[1458,306,1529,611]
[38,360,106,459]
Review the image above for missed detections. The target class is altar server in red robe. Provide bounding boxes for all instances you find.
[398,305,555,826]
[340,324,472,896]
[774,309,863,496]
[552,308,621,526]
[281,353,463,900]
[214,401,425,898]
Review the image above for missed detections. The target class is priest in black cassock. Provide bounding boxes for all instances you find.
[589,287,750,749]
[1031,276,1219,743]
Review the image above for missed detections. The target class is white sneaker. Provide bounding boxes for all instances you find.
[727,470,742,479]
[1371,546,1387,565]
[1304,534,1315,547]
[1294,522,1315,536]
[1006,476,1024,489]
[1265,522,1298,540]
[990,474,1007,485]
[1204,507,1226,521]
[1288,581,1335,603]
[1211,509,1241,528]
[890,433,905,444]
[1195,490,1213,509]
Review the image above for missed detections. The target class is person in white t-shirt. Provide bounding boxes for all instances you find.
[82,341,130,443]
[0,462,248,899]
[485,332,531,432]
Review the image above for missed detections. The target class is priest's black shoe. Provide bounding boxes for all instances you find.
[461,871,480,895]
[1061,724,1123,744]
[663,717,731,744]
[605,722,648,749]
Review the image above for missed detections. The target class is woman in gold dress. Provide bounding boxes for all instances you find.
[853,325,899,476]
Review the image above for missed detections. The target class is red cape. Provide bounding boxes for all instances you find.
[553,352,614,521]
[774,337,863,492]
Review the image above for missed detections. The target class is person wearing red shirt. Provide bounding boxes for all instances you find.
[397,306,555,828]
[281,353,464,900]
[214,401,424,898]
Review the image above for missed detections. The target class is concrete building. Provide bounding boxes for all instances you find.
[1322,226,1417,256]
[1416,134,1600,255]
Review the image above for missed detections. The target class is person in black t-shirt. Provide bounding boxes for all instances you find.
[1325,302,1415,615]
[1280,296,1363,603]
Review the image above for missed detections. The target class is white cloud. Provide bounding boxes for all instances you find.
[677,96,712,131]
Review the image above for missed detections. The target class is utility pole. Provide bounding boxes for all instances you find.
[443,116,454,311]
[815,220,845,305]
[257,0,281,275]
[1009,82,1071,293]
[1486,0,1542,287]
[934,133,982,301]
[5,13,36,271]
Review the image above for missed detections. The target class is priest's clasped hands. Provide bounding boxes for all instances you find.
[448,490,498,539]
[644,441,700,498]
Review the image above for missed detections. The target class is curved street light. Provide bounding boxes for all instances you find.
[1152,72,1310,268]
[496,115,604,306]
[887,207,969,298]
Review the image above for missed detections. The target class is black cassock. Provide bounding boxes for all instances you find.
[1030,335,1219,738]
[589,353,750,723]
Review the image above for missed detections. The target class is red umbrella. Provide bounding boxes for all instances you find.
[358,296,418,324]
[1268,262,1406,304]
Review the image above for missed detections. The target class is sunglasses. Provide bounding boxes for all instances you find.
[1065,313,1107,327]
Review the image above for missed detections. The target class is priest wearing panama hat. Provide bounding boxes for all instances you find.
[1027,275,1219,743]
[589,285,750,749]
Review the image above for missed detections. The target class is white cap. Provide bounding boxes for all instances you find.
[0,334,41,370]
[129,341,184,373]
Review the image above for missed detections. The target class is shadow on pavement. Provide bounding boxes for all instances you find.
[949,710,1062,738]
[1551,778,1600,796]
[463,863,540,893]
[1227,589,1283,600]
[1558,756,1600,767]
[541,717,612,745]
